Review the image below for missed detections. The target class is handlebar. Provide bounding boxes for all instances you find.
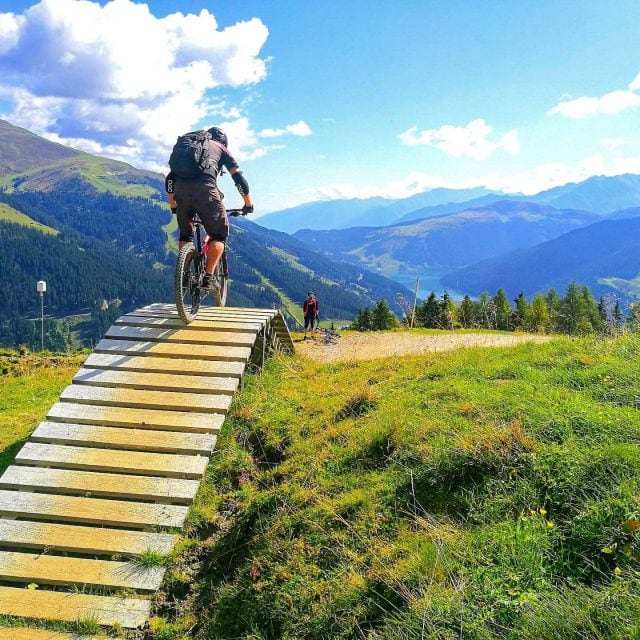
[226,208,248,217]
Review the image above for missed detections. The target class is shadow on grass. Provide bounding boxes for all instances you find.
[0,436,29,476]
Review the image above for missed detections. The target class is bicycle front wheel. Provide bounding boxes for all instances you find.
[175,245,202,323]
[212,253,228,307]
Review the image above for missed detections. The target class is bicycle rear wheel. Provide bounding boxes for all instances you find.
[175,245,202,323]
[212,252,228,307]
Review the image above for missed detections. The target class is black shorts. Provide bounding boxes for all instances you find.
[304,315,317,329]
[175,176,229,242]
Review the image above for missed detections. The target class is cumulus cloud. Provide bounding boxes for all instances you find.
[549,74,640,118]
[0,0,280,170]
[398,119,520,160]
[259,120,312,138]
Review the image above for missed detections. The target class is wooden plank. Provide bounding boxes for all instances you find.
[105,325,257,347]
[95,338,251,362]
[0,551,164,591]
[73,368,239,395]
[0,629,99,640]
[82,353,246,378]
[0,465,201,502]
[15,443,208,479]
[115,314,262,333]
[48,403,224,433]
[31,422,216,455]
[0,629,98,640]
[0,490,187,528]
[134,306,275,321]
[0,586,150,628]
[142,303,276,315]
[60,385,232,414]
[129,309,269,327]
[0,520,176,556]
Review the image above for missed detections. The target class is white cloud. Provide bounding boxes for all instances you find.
[284,155,640,210]
[259,120,312,138]
[398,119,520,160]
[0,0,276,169]
[549,90,640,118]
[549,73,640,118]
[600,138,626,151]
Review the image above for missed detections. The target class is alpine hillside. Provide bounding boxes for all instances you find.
[0,119,411,348]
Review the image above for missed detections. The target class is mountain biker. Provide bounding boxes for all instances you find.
[165,126,253,291]
[303,291,319,338]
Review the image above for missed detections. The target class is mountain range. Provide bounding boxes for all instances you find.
[0,119,412,346]
[442,214,640,300]
[294,201,600,273]
[257,174,640,234]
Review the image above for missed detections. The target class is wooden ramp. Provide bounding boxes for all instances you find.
[0,305,293,634]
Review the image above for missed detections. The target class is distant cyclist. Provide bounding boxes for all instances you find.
[165,126,253,291]
[303,291,319,338]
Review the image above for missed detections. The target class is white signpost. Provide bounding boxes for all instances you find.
[36,280,46,350]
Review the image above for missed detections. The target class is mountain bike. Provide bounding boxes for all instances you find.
[174,208,246,323]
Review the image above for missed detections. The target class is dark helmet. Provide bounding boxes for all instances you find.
[208,127,228,147]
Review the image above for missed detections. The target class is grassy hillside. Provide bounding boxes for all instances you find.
[0,202,58,235]
[443,216,640,301]
[0,350,84,473]
[295,201,599,275]
[153,332,640,639]
[0,118,163,197]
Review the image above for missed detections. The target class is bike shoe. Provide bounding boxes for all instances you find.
[202,273,220,292]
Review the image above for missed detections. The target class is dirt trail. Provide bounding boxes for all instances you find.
[296,331,550,362]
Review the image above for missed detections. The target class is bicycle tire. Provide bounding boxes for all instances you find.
[212,253,228,307]
[175,244,202,323]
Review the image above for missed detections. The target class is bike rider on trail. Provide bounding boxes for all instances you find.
[166,127,253,291]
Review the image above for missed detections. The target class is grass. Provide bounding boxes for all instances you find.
[151,331,640,639]
[0,349,85,474]
[136,549,169,569]
[0,202,59,235]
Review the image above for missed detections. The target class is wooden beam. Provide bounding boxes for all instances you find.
[95,338,251,362]
[0,490,188,529]
[15,443,208,479]
[0,586,151,628]
[0,551,164,591]
[32,422,216,455]
[59,385,232,414]
[47,403,224,433]
[0,520,175,556]
[73,368,239,395]
[0,465,201,503]
[82,353,245,378]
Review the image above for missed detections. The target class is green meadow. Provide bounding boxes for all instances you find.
[1,333,639,639]
[156,333,640,639]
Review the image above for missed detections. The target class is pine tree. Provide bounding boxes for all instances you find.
[525,294,550,333]
[459,295,475,328]
[580,286,602,333]
[613,300,624,331]
[545,289,561,332]
[559,282,590,334]
[512,292,529,330]
[360,307,373,331]
[438,291,457,329]
[418,292,440,328]
[372,299,398,330]
[493,289,511,330]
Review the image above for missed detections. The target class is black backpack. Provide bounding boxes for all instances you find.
[168,130,212,179]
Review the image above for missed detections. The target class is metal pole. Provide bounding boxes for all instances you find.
[40,292,44,351]
[410,277,420,328]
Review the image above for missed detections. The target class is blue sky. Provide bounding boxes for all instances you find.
[1,1,640,213]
